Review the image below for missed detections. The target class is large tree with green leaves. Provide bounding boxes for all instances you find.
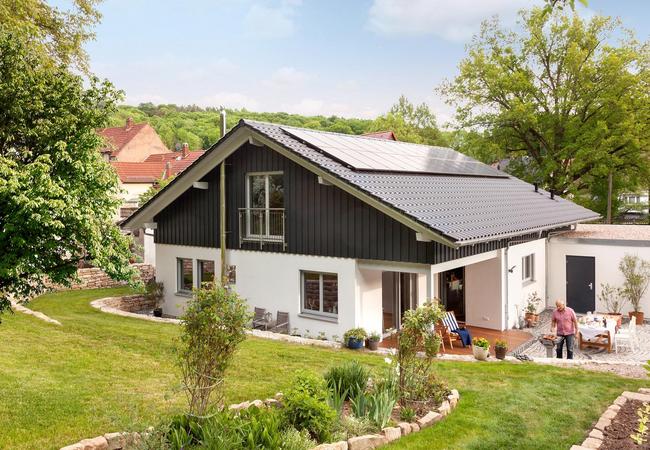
[441,8,650,214]
[0,29,134,315]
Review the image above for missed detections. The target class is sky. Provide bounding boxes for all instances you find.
[84,0,650,125]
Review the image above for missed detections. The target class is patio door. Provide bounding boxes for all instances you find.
[382,272,418,332]
[440,268,465,321]
[566,255,595,313]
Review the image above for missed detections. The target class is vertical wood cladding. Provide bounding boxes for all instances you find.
[154,143,553,264]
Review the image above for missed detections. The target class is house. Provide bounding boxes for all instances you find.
[363,130,397,141]
[98,117,171,162]
[121,120,599,338]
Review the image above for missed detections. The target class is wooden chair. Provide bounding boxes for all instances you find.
[439,311,466,349]
[252,307,267,330]
[270,311,290,334]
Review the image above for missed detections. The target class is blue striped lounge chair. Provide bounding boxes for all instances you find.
[440,311,469,348]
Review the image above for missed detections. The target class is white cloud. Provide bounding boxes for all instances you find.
[244,0,302,39]
[281,98,378,119]
[125,93,169,105]
[367,0,534,42]
[264,66,309,88]
[200,92,261,110]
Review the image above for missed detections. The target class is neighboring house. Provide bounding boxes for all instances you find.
[122,120,598,338]
[363,130,397,141]
[98,117,171,162]
[548,224,650,315]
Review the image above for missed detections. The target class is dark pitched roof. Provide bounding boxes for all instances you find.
[123,119,599,246]
[244,120,599,245]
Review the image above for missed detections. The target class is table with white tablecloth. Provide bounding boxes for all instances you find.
[578,320,617,353]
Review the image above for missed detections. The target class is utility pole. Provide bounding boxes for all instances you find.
[219,110,227,284]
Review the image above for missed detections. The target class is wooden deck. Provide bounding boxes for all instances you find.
[379,326,534,356]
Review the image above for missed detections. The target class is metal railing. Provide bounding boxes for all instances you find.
[238,208,286,249]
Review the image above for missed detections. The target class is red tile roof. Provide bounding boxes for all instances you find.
[98,122,148,155]
[362,130,397,141]
[111,162,165,183]
[166,151,205,176]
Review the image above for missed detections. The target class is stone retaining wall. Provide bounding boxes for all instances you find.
[46,263,154,291]
[98,295,157,313]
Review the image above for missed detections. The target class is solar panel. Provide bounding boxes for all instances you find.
[280,127,507,178]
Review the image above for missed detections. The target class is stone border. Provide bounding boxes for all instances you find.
[90,296,181,324]
[60,431,143,450]
[570,388,650,450]
[10,300,61,326]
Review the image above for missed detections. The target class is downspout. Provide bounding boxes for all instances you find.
[504,234,542,329]
[219,110,228,284]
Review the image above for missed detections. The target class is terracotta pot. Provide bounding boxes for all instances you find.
[525,312,539,327]
[629,311,645,324]
[606,313,623,328]
[473,346,490,361]
[495,347,507,360]
[366,339,379,351]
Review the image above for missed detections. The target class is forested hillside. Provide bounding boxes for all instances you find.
[110,96,451,151]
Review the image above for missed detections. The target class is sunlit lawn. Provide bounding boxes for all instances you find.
[0,287,644,449]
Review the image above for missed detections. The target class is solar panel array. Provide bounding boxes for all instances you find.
[280,126,507,178]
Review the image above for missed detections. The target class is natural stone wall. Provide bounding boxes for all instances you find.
[98,295,157,313]
[46,263,154,291]
[60,431,142,450]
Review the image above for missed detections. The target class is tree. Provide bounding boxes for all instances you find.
[0,29,134,316]
[138,176,175,206]
[0,0,101,72]
[369,96,448,146]
[440,9,650,214]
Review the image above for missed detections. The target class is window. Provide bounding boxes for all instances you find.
[246,172,284,237]
[301,271,338,318]
[177,258,193,293]
[198,260,215,287]
[522,254,534,282]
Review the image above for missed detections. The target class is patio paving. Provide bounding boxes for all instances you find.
[518,309,650,363]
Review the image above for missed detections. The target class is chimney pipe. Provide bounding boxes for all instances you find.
[534,182,538,193]
[550,189,555,200]
[181,142,189,158]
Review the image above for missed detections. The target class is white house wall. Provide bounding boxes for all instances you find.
[548,238,650,315]
[464,256,503,330]
[356,268,383,338]
[155,243,358,339]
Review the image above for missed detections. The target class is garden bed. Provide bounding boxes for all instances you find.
[602,399,649,450]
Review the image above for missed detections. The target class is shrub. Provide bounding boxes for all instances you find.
[599,282,627,314]
[280,428,317,450]
[283,371,337,442]
[324,360,369,400]
[399,407,416,422]
[177,284,252,417]
[619,254,650,313]
[331,415,377,441]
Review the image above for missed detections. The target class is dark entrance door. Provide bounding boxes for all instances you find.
[566,255,595,313]
[440,268,465,321]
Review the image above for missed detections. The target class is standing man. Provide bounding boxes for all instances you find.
[551,300,579,359]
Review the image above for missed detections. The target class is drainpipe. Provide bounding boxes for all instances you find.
[219,110,227,284]
[504,235,540,330]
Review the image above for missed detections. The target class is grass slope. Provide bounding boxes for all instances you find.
[0,287,644,449]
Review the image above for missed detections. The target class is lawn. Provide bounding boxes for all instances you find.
[0,287,645,449]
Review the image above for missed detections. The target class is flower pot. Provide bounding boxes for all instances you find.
[495,347,507,360]
[629,311,644,324]
[366,339,379,351]
[153,307,163,318]
[606,313,623,328]
[524,312,539,327]
[473,346,490,361]
[347,337,364,349]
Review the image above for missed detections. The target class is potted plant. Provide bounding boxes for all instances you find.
[598,282,626,327]
[472,337,490,361]
[366,331,381,351]
[144,280,164,317]
[494,339,508,360]
[619,254,650,324]
[524,291,542,327]
[344,328,368,349]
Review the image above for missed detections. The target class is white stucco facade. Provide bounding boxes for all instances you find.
[548,237,650,315]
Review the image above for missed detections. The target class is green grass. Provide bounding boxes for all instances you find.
[0,287,645,449]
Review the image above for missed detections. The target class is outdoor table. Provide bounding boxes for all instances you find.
[578,320,616,353]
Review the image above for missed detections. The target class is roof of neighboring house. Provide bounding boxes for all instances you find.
[98,122,148,155]
[166,151,205,176]
[362,130,397,141]
[122,119,600,246]
[558,224,650,241]
[110,162,166,183]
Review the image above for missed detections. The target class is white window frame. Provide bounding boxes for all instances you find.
[177,258,193,294]
[522,254,534,283]
[300,271,338,319]
[197,259,215,287]
[245,171,284,239]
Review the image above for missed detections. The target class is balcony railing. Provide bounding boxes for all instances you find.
[238,208,286,249]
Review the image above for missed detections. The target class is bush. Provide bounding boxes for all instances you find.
[331,415,377,441]
[280,428,317,450]
[324,360,369,400]
[283,371,337,442]
[399,407,416,422]
[177,284,252,416]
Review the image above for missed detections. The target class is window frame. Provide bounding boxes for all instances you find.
[245,171,284,239]
[197,259,216,287]
[522,254,535,283]
[176,258,194,294]
[300,270,338,319]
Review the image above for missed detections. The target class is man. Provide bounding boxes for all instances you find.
[551,300,579,359]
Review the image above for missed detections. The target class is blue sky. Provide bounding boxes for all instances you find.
[85,0,650,123]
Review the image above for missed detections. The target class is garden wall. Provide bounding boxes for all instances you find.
[45,263,155,291]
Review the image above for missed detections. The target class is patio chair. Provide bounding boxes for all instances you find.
[270,311,290,334]
[615,316,638,353]
[441,311,471,348]
[252,307,268,330]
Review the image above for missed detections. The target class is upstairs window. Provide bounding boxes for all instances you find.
[246,172,284,237]
[301,271,338,318]
[522,254,534,283]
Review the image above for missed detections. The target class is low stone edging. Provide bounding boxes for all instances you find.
[570,388,650,450]
[9,300,62,326]
[60,431,143,450]
[90,296,180,324]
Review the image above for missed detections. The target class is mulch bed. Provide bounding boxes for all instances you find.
[602,399,650,449]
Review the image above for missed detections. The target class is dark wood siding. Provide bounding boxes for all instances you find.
[155,143,557,264]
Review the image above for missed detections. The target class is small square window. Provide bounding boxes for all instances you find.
[301,271,338,318]
[177,258,193,293]
[198,260,215,287]
[522,254,534,283]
